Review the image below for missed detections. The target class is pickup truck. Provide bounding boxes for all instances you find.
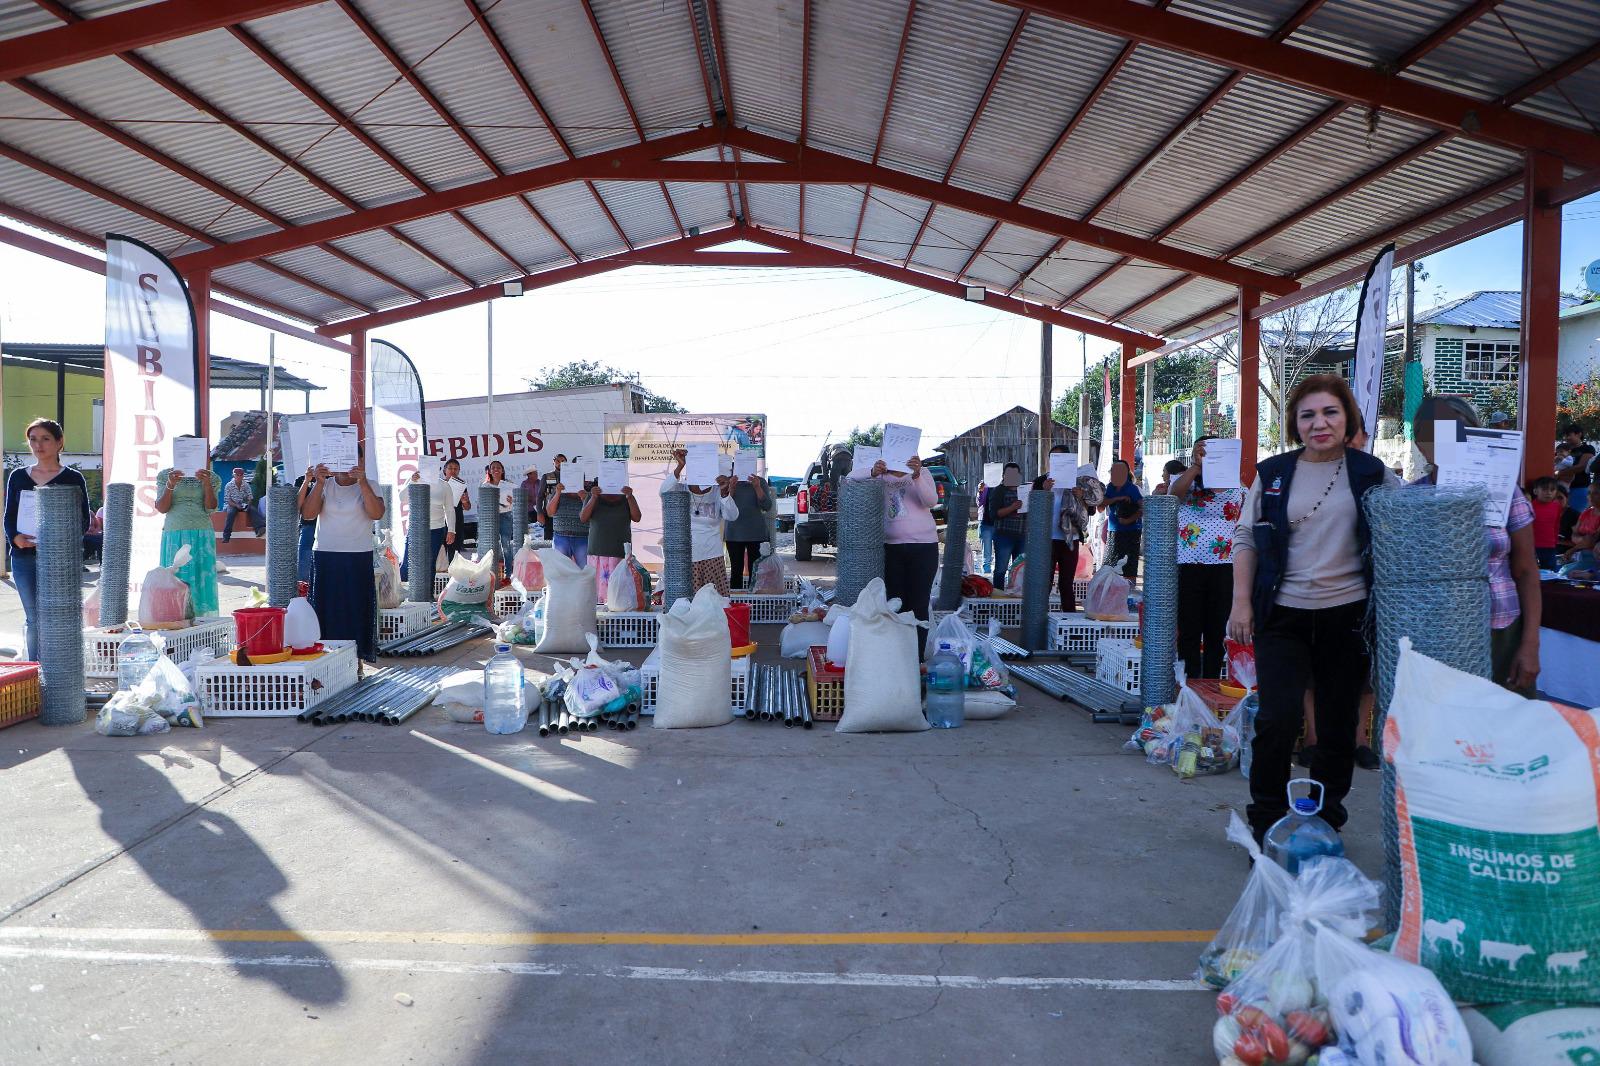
[793,457,961,560]
[775,482,798,533]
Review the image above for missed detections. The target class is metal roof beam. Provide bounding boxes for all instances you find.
[848,0,918,255]
[0,0,322,82]
[1004,0,1600,170]
[797,0,811,240]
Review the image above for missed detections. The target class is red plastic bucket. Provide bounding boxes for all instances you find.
[724,602,752,648]
[234,606,286,656]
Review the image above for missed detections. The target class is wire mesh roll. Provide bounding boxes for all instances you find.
[511,486,529,554]
[406,482,433,604]
[98,482,134,627]
[835,477,885,608]
[475,485,501,580]
[1021,489,1054,650]
[37,486,85,725]
[1365,484,1490,930]
[266,483,300,606]
[660,487,692,610]
[1140,493,1179,706]
[935,492,970,611]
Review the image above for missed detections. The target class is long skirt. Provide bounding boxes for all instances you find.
[312,550,377,661]
[160,528,219,617]
[690,555,730,597]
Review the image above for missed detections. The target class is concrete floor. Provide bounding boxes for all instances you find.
[0,549,1384,1065]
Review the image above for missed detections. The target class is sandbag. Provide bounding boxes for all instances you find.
[1387,638,1600,1004]
[837,578,927,733]
[138,544,194,630]
[653,584,732,729]
[780,620,830,659]
[1461,1003,1600,1066]
[439,550,494,621]
[533,547,597,654]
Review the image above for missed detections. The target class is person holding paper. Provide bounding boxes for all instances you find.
[662,448,739,596]
[5,418,89,659]
[1165,437,1244,679]
[1039,444,1096,612]
[724,468,774,590]
[399,457,464,581]
[975,477,994,573]
[301,449,385,662]
[543,457,591,566]
[483,461,516,584]
[870,453,939,650]
[1100,460,1143,580]
[155,445,221,617]
[985,463,1027,588]
[581,478,640,603]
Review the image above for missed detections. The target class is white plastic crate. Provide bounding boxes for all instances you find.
[1072,578,1089,606]
[378,601,438,643]
[195,640,359,718]
[1095,638,1142,695]
[84,617,235,679]
[597,610,660,648]
[493,587,530,617]
[1049,614,1140,653]
[784,573,802,594]
[963,596,1023,629]
[433,572,448,598]
[729,593,798,624]
[640,657,748,715]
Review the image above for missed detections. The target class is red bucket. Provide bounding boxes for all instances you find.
[234,606,286,657]
[723,602,752,648]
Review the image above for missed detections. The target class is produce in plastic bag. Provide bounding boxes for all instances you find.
[511,534,546,593]
[1139,682,1240,777]
[563,635,632,717]
[375,532,403,609]
[135,654,204,727]
[137,545,194,629]
[787,578,828,623]
[1313,924,1474,1065]
[748,542,786,594]
[604,543,652,613]
[968,620,1010,690]
[439,551,495,621]
[1083,555,1133,620]
[1225,637,1258,690]
[95,696,170,736]
[1197,811,1296,987]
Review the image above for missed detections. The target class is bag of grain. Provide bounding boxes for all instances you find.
[653,584,732,729]
[533,548,598,654]
[836,578,927,733]
[1460,1003,1600,1065]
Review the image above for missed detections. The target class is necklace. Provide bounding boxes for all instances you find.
[1289,456,1343,529]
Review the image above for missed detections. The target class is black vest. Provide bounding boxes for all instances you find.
[1250,446,1388,623]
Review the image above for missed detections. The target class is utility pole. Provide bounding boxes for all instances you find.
[1038,321,1053,477]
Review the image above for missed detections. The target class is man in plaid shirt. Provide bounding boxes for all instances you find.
[221,466,264,541]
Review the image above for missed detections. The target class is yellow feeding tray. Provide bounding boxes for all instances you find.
[229,647,292,666]
[730,642,758,659]
[1219,681,1249,698]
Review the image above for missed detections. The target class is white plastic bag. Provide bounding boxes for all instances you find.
[533,548,597,654]
[95,695,170,736]
[375,532,402,609]
[1083,555,1132,620]
[837,578,927,733]
[824,607,851,667]
[748,543,786,594]
[604,543,650,613]
[924,610,973,665]
[1313,924,1474,1066]
[654,584,732,729]
[137,545,193,630]
[788,578,828,623]
[133,654,204,728]
[1197,811,1296,987]
[82,585,101,627]
[1143,682,1240,777]
[780,620,830,658]
[439,551,494,620]
[968,619,1010,690]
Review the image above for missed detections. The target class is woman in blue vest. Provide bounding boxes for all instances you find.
[1227,374,1398,844]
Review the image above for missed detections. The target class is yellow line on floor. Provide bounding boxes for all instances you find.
[0,927,1215,947]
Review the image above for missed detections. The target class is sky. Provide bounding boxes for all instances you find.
[1,194,1597,476]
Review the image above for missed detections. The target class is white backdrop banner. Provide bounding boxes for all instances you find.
[368,339,426,554]
[103,233,199,599]
[1352,242,1396,450]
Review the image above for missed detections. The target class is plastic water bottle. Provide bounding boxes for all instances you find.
[1237,693,1260,780]
[117,624,161,692]
[923,642,965,729]
[482,644,527,734]
[1264,779,1345,874]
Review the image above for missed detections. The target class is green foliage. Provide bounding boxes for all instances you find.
[1559,368,1600,439]
[528,359,685,413]
[841,424,884,448]
[1051,349,1214,431]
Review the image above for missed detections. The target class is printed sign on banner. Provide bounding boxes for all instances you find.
[369,339,426,555]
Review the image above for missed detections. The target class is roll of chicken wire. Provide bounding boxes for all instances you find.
[98,482,134,627]
[935,493,971,611]
[1021,489,1054,651]
[37,485,85,725]
[511,486,529,554]
[475,485,501,580]
[835,477,885,608]
[406,482,432,604]
[1140,493,1179,706]
[660,487,692,610]
[1365,484,1490,930]
[266,484,299,607]
[376,484,391,535]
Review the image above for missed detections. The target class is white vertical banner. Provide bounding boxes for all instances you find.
[369,339,426,556]
[103,234,199,602]
[1352,243,1395,451]
[1097,363,1115,482]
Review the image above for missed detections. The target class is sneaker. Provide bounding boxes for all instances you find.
[1354,745,1381,771]
[1296,744,1318,769]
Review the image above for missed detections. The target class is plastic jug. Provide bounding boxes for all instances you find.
[1264,779,1345,874]
[483,643,527,734]
[923,642,965,729]
[117,624,161,692]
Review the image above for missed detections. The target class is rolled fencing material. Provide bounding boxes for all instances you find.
[935,493,970,611]
[660,488,692,611]
[406,482,432,604]
[266,483,300,606]
[37,485,85,725]
[476,485,501,580]
[835,477,885,608]
[511,486,529,556]
[1021,489,1053,651]
[1365,485,1490,931]
[1139,493,1179,706]
[98,482,134,627]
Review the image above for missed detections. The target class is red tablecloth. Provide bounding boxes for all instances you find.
[1542,582,1600,643]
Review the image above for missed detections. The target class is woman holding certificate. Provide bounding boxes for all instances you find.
[154,441,221,617]
[5,418,90,659]
[870,453,939,649]
[302,451,385,662]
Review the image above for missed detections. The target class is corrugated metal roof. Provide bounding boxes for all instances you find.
[1414,289,1587,329]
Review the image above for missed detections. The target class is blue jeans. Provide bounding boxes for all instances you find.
[497,513,514,573]
[979,524,994,572]
[223,503,263,541]
[553,532,588,568]
[11,551,38,660]
[992,532,1024,590]
[297,521,316,590]
[1570,488,1590,516]
[1536,547,1560,571]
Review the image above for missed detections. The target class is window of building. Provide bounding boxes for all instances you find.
[1462,340,1519,383]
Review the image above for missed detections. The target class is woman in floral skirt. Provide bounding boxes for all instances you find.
[1167,436,1243,679]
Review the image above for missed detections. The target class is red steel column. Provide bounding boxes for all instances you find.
[1237,287,1261,485]
[184,268,211,438]
[1119,341,1137,463]
[1520,152,1561,481]
[348,328,367,448]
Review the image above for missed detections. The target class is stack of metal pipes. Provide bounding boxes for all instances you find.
[377,618,493,657]
[744,663,813,728]
[533,702,640,736]
[298,666,449,726]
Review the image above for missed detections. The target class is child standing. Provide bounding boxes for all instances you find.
[1528,477,1564,571]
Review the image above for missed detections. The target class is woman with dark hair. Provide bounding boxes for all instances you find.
[5,418,90,658]
[1152,458,1187,496]
[302,450,385,661]
[399,457,464,580]
[483,460,516,583]
[871,453,940,652]
[985,462,1026,588]
[1168,436,1244,679]
[155,441,221,617]
[1227,373,1398,844]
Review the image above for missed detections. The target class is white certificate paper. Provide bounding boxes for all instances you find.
[683,443,719,487]
[880,423,921,473]
[1047,452,1078,486]
[1437,428,1523,526]
[14,491,39,539]
[171,435,209,477]
[734,455,758,480]
[318,424,358,471]
[982,462,1004,487]
[599,459,629,495]
[851,446,881,478]
[1200,438,1242,489]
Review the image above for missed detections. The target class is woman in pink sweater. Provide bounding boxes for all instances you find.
[870,455,940,653]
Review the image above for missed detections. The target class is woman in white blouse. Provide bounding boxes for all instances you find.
[301,451,385,660]
[661,448,739,598]
[400,457,467,580]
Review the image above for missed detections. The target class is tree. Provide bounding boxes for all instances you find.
[841,424,883,448]
[1051,349,1213,432]
[527,359,685,413]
